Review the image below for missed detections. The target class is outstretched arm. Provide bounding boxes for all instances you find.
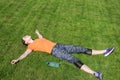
[35,29,43,39]
[11,49,32,64]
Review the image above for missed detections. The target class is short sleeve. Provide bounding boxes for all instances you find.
[27,45,33,50]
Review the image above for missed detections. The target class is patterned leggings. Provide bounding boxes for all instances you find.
[52,43,92,64]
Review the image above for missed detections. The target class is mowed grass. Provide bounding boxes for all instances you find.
[0,0,120,80]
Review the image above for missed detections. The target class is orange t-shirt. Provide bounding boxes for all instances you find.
[28,38,56,54]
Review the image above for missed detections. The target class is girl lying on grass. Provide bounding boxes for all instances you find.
[11,29,114,80]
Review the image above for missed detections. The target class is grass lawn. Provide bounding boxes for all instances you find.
[0,0,120,80]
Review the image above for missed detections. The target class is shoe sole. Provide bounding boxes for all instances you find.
[99,74,103,80]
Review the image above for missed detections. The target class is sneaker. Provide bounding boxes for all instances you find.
[104,47,114,57]
[94,72,103,80]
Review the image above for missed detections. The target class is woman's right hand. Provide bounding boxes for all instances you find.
[35,29,39,34]
[11,59,19,64]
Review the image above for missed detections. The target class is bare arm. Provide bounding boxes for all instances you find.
[35,29,43,39]
[11,49,32,64]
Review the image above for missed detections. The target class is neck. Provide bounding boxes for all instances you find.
[28,39,34,44]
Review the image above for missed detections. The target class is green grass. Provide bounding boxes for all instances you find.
[0,0,120,80]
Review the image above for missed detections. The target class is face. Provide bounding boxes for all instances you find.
[22,35,32,44]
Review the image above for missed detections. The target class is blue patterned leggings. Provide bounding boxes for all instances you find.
[52,43,92,64]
